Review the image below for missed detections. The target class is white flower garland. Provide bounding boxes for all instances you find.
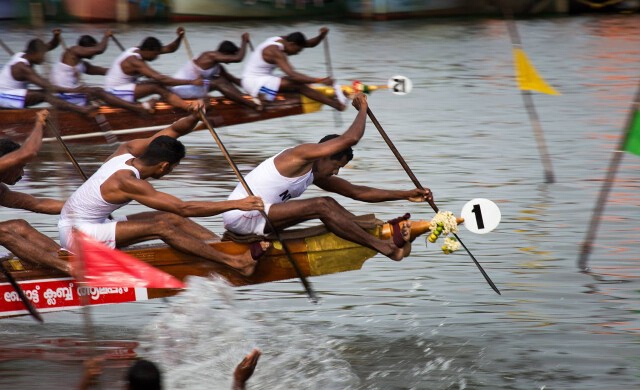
[426,211,460,254]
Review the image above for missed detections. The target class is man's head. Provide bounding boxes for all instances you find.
[0,139,24,185]
[127,359,161,390]
[24,39,48,64]
[218,40,239,57]
[77,35,98,58]
[138,136,186,179]
[312,134,354,179]
[138,37,163,61]
[283,32,307,55]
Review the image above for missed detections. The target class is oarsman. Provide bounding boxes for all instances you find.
[0,31,95,115]
[58,109,268,276]
[171,32,261,111]
[241,27,346,111]
[104,27,204,112]
[51,30,156,114]
[222,93,432,261]
[0,110,69,273]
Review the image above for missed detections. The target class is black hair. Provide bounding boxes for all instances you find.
[77,35,98,47]
[127,360,161,390]
[285,32,307,47]
[139,136,186,166]
[0,139,20,157]
[139,37,163,52]
[218,40,239,55]
[25,39,47,54]
[319,134,354,162]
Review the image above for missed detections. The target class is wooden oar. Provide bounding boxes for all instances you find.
[182,32,194,60]
[111,34,125,52]
[45,116,89,181]
[0,37,14,56]
[0,260,43,322]
[323,36,342,128]
[366,107,501,295]
[198,110,318,303]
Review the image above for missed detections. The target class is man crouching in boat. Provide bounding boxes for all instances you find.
[58,109,267,276]
[103,27,203,113]
[0,110,70,273]
[51,30,157,115]
[222,93,431,261]
[171,32,262,111]
[0,32,95,116]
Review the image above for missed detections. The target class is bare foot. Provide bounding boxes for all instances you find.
[142,98,159,114]
[386,221,411,261]
[229,251,257,276]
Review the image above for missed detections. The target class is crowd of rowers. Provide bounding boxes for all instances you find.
[0,28,433,280]
[0,27,348,115]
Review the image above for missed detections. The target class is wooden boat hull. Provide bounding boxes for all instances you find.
[0,92,324,145]
[0,217,449,317]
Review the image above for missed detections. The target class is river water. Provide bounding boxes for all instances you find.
[0,15,639,389]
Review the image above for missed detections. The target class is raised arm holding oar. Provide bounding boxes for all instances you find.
[103,27,203,112]
[240,27,346,111]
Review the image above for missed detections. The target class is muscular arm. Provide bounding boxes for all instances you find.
[47,29,61,51]
[304,27,329,48]
[111,113,200,159]
[274,98,368,177]
[315,175,422,203]
[102,172,263,217]
[0,185,65,214]
[0,111,46,173]
[160,28,184,54]
[69,32,109,59]
[83,61,108,76]
[264,47,320,85]
[12,63,70,93]
[125,57,197,86]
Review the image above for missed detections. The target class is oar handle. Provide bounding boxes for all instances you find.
[183,33,193,60]
[197,110,318,303]
[248,39,254,52]
[0,38,14,56]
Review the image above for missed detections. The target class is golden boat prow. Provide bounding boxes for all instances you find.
[0,215,462,318]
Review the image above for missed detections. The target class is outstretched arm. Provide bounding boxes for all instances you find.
[232,349,261,390]
[128,57,201,86]
[105,172,264,217]
[0,110,47,173]
[0,185,65,214]
[315,175,433,203]
[112,112,202,158]
[13,63,73,93]
[160,27,184,54]
[304,27,329,48]
[264,46,328,85]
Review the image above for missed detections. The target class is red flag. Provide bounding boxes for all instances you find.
[71,231,185,289]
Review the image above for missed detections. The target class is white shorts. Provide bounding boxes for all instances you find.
[105,83,136,102]
[0,89,27,108]
[241,76,281,101]
[57,92,88,106]
[223,203,272,235]
[171,84,208,99]
[58,216,128,250]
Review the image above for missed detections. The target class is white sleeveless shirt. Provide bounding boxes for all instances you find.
[58,153,140,227]
[51,61,86,88]
[173,59,220,80]
[241,37,283,79]
[0,52,30,90]
[104,47,142,88]
[222,150,314,227]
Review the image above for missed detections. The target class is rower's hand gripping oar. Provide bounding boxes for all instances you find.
[366,107,501,295]
[197,110,319,303]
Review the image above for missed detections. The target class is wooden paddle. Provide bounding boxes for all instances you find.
[366,107,501,295]
[0,261,43,322]
[197,110,319,303]
[111,34,125,52]
[323,36,342,128]
[0,37,14,56]
[45,116,89,181]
